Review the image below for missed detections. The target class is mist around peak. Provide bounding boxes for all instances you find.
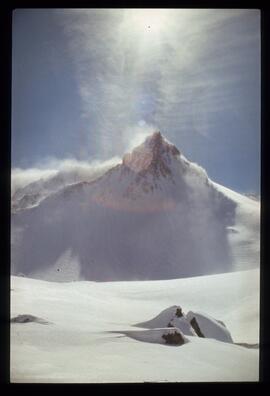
[11,131,258,282]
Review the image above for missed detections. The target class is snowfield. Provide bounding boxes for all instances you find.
[11,268,259,383]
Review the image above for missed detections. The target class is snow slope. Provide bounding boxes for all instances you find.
[11,132,260,281]
[212,182,260,272]
[11,159,117,213]
[10,268,259,383]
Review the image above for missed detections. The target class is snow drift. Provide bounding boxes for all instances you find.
[186,311,233,343]
[134,305,233,342]
[10,269,259,382]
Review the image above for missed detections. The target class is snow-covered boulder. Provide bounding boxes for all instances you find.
[135,305,197,336]
[120,327,189,346]
[186,311,233,343]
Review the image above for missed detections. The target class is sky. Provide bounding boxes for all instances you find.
[12,9,261,194]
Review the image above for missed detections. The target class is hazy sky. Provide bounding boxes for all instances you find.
[12,9,260,193]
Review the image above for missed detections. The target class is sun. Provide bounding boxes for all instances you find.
[122,9,170,36]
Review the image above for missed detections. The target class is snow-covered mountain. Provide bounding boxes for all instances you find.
[11,132,260,281]
[11,160,115,213]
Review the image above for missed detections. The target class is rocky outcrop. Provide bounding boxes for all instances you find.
[135,305,197,336]
[190,317,205,338]
[11,314,51,324]
[162,329,186,345]
[135,305,233,343]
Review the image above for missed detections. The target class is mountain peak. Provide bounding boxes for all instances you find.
[145,130,163,145]
[143,131,178,152]
[122,131,180,175]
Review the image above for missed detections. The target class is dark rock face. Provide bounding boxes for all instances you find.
[175,307,183,317]
[11,314,50,324]
[162,331,186,345]
[190,317,205,338]
[234,342,259,349]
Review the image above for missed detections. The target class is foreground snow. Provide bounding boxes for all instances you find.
[11,268,259,383]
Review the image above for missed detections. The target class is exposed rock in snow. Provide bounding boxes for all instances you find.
[190,317,204,337]
[134,304,233,343]
[186,311,233,343]
[162,329,187,345]
[11,314,51,325]
[234,342,259,349]
[113,327,189,346]
[135,305,196,336]
[122,131,180,177]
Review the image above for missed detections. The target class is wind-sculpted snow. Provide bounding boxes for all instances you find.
[10,270,259,382]
[134,305,233,343]
[11,132,259,281]
[186,311,233,343]
[135,305,196,336]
